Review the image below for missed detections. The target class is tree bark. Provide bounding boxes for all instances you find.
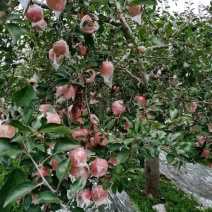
[144,158,160,197]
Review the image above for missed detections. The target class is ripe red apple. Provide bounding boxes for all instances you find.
[77,189,92,206]
[113,86,120,93]
[197,135,206,147]
[108,158,118,166]
[112,100,126,116]
[137,46,146,53]
[201,149,210,157]
[90,158,108,177]
[0,124,16,138]
[90,114,99,128]
[51,158,59,170]
[46,112,61,124]
[32,167,50,182]
[69,166,89,181]
[46,0,66,12]
[72,128,90,143]
[31,193,36,203]
[126,4,143,17]
[185,102,197,113]
[124,122,130,131]
[80,15,99,34]
[87,137,98,148]
[134,95,146,107]
[53,40,68,56]
[100,61,114,76]
[91,184,109,206]
[69,147,88,167]
[94,131,107,146]
[39,104,52,113]
[85,69,96,83]
[34,19,47,31]
[26,5,43,23]
[76,43,87,56]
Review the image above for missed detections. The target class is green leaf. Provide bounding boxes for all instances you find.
[0,169,26,212]
[56,158,72,181]
[134,117,142,133]
[6,23,22,44]
[103,181,111,190]
[12,85,35,107]
[70,177,83,197]
[152,37,164,46]
[39,124,71,134]
[0,139,22,158]
[124,138,135,145]
[0,0,9,11]
[170,108,178,120]
[10,120,31,133]
[34,191,60,204]
[108,143,125,151]
[176,161,183,170]
[53,138,80,154]
[117,149,130,163]
[166,154,175,164]
[141,148,152,160]
[4,182,36,207]
[128,0,157,6]
[157,130,167,140]
[106,119,116,131]
[114,164,124,174]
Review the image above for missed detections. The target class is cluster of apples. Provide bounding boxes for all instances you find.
[26,4,47,31]
[50,146,113,206]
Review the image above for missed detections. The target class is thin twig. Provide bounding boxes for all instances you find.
[148,18,167,40]
[85,83,91,117]
[124,69,144,85]
[23,143,56,193]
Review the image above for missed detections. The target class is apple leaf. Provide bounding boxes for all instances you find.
[0,169,26,212]
[12,85,35,107]
[53,138,80,154]
[0,139,22,158]
[34,191,60,204]
[56,158,72,181]
[128,0,157,6]
[39,124,72,134]
[10,120,32,133]
[69,177,83,197]
[4,182,36,207]
[117,149,130,163]
[6,23,22,44]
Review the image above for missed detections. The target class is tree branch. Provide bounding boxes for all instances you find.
[146,44,172,51]
[124,69,144,85]
[140,55,177,60]
[119,14,133,41]
[23,143,56,193]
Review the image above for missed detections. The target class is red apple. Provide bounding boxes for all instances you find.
[201,149,210,157]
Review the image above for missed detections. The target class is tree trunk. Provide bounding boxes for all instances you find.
[144,158,160,197]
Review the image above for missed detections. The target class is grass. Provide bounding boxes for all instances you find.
[126,174,212,212]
